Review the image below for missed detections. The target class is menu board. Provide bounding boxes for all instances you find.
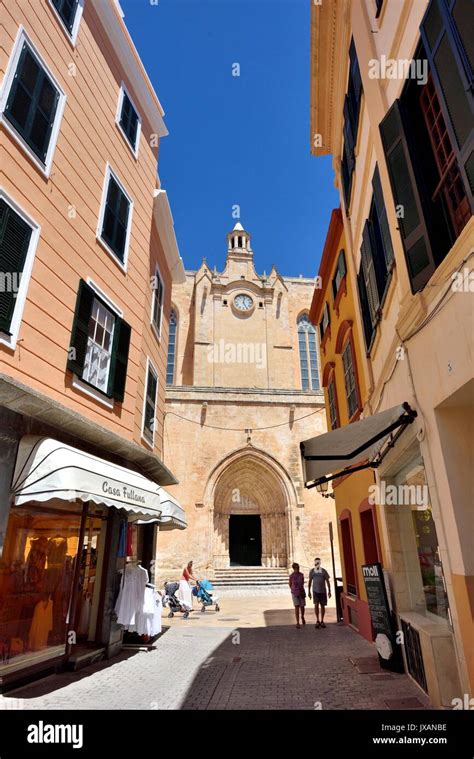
[362,562,404,672]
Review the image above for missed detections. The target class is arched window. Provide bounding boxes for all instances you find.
[166,309,178,385]
[297,314,319,390]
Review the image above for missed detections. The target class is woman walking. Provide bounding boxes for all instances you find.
[289,562,306,629]
[177,560,197,615]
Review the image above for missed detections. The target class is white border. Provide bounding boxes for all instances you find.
[115,82,142,160]
[48,0,84,48]
[96,163,134,273]
[150,261,165,341]
[71,277,123,408]
[0,26,67,178]
[141,356,159,448]
[0,189,41,350]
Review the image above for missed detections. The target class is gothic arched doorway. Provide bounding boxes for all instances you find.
[205,448,295,568]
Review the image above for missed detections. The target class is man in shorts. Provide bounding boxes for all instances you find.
[308,557,331,628]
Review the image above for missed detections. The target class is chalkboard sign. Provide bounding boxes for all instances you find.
[362,562,404,673]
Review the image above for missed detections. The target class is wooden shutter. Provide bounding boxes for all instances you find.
[357,270,373,351]
[360,221,379,325]
[67,279,95,377]
[420,0,473,204]
[380,100,436,292]
[108,317,131,402]
[348,38,362,133]
[0,200,32,334]
[372,165,394,267]
[5,45,60,163]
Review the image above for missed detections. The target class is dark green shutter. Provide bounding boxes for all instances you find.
[420,0,474,202]
[67,279,94,377]
[360,222,379,325]
[5,45,60,164]
[0,200,32,334]
[108,317,131,402]
[372,165,394,267]
[380,100,436,292]
[357,269,373,351]
[339,249,346,279]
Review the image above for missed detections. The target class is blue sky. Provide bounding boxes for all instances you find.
[121,0,338,277]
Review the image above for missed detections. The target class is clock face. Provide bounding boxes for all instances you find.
[234,294,253,311]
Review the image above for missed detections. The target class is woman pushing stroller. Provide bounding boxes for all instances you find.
[177,560,197,614]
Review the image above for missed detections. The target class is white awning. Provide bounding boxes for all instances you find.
[135,487,187,530]
[157,487,187,530]
[300,403,417,487]
[11,436,163,521]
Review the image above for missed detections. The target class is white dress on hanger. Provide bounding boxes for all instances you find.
[115,564,149,628]
[134,587,162,636]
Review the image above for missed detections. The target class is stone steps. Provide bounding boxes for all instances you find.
[214,567,289,587]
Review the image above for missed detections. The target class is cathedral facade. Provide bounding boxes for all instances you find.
[157,224,339,578]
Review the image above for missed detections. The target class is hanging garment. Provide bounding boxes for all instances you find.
[117,522,127,558]
[152,591,162,636]
[177,579,193,611]
[25,538,48,589]
[115,564,149,629]
[44,537,67,596]
[133,587,162,636]
[29,599,53,651]
[126,525,133,557]
[47,536,67,565]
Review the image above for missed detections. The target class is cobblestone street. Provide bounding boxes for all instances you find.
[0,593,431,711]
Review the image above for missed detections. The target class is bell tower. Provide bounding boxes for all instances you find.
[227,222,253,258]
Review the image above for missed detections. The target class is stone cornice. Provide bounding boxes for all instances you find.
[310,0,351,158]
[166,385,325,406]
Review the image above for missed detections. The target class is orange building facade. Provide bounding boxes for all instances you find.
[0,0,185,688]
[310,208,384,642]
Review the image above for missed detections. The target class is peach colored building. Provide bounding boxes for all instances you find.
[309,0,473,707]
[0,0,185,688]
[157,223,341,584]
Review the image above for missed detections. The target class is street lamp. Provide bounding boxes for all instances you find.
[316,479,335,499]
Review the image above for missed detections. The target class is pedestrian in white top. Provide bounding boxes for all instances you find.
[308,557,331,628]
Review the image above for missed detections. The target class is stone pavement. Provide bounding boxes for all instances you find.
[0,594,431,711]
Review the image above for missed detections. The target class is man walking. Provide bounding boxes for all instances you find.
[289,562,306,629]
[308,557,331,628]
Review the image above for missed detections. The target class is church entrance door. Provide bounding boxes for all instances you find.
[229,515,262,566]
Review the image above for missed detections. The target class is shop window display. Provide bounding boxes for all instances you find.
[0,507,81,672]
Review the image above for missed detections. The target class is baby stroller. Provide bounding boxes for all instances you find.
[163,581,190,619]
[193,579,220,613]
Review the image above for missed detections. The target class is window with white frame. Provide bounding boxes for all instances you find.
[342,338,359,419]
[97,166,133,267]
[166,309,178,384]
[82,298,115,394]
[67,280,131,402]
[151,266,164,336]
[0,30,66,175]
[49,0,83,42]
[297,313,319,391]
[142,361,158,444]
[116,85,141,156]
[0,193,40,348]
